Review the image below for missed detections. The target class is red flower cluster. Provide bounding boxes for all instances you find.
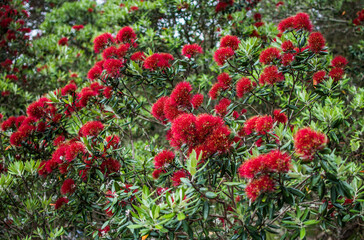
[329,68,344,82]
[79,121,104,137]
[143,53,174,71]
[217,72,232,87]
[72,25,84,31]
[61,179,76,195]
[353,9,364,26]
[100,158,121,176]
[245,175,275,201]
[130,51,146,62]
[331,56,348,68]
[220,35,240,51]
[154,150,175,170]
[58,37,68,46]
[215,98,231,116]
[281,40,294,52]
[93,33,115,53]
[259,47,281,65]
[181,43,203,58]
[168,113,232,160]
[215,0,234,13]
[243,115,274,135]
[312,70,326,85]
[238,150,291,201]
[273,109,288,124]
[190,94,204,109]
[278,12,312,32]
[171,170,188,186]
[214,47,234,66]
[294,127,327,160]
[308,32,325,53]
[116,26,137,45]
[55,197,69,210]
[151,82,202,123]
[259,66,284,85]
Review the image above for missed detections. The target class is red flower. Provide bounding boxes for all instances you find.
[129,6,139,12]
[143,53,174,71]
[214,47,234,66]
[208,83,225,99]
[151,96,168,123]
[236,77,254,98]
[254,22,265,28]
[255,115,273,134]
[164,97,184,121]
[1,116,16,131]
[55,197,69,209]
[102,45,128,59]
[171,170,188,186]
[331,56,348,68]
[281,40,294,52]
[190,94,204,109]
[93,33,115,53]
[87,65,102,81]
[170,113,197,145]
[259,47,281,65]
[293,12,313,32]
[6,74,18,81]
[196,114,225,141]
[10,131,28,146]
[103,59,123,76]
[312,70,326,85]
[98,225,110,237]
[308,32,325,53]
[65,142,86,162]
[329,67,344,82]
[217,72,232,87]
[169,81,192,107]
[281,53,295,66]
[105,135,120,149]
[238,150,291,179]
[294,127,327,160]
[214,98,231,116]
[220,35,240,51]
[61,83,77,95]
[78,87,98,107]
[181,44,203,58]
[80,121,104,137]
[72,25,84,31]
[53,135,65,146]
[116,26,136,44]
[278,16,295,32]
[103,86,112,98]
[61,179,76,195]
[273,109,288,124]
[204,125,231,154]
[100,158,121,175]
[152,169,163,179]
[254,13,262,21]
[26,98,55,120]
[154,150,175,169]
[130,51,146,61]
[58,37,68,46]
[259,66,284,85]
[245,175,275,201]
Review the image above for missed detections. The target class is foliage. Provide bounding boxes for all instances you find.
[0,1,363,240]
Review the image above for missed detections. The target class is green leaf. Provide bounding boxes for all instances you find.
[127,224,144,229]
[177,212,186,221]
[205,192,217,199]
[304,220,319,225]
[300,227,306,239]
[203,201,209,221]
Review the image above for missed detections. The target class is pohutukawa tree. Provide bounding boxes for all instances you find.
[0,7,363,240]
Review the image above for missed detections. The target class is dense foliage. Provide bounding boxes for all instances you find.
[0,0,363,239]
